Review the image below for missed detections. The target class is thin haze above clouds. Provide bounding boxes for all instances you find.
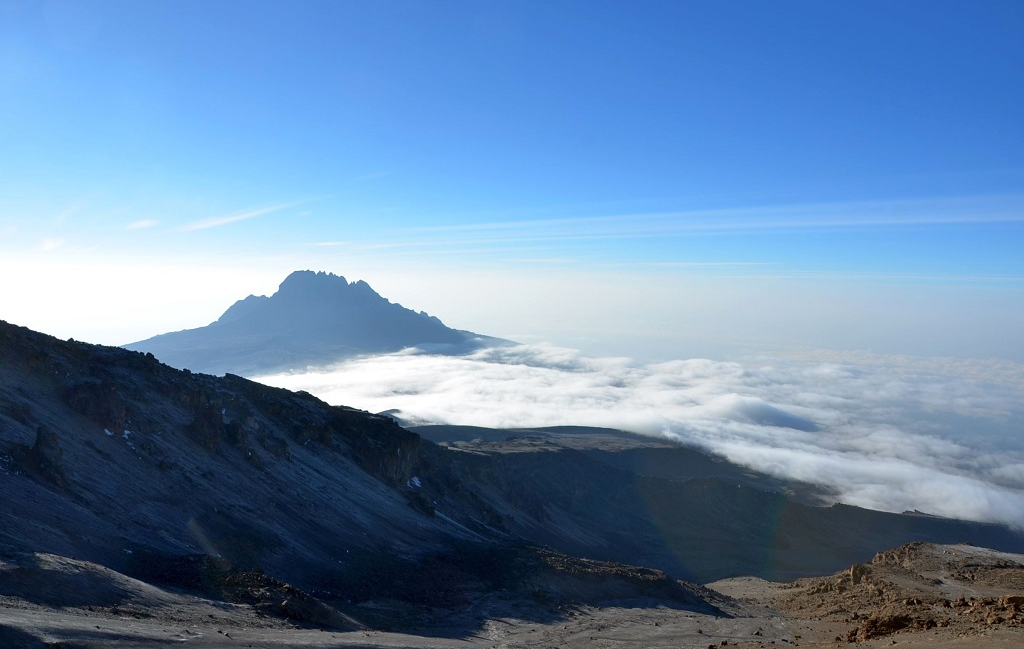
[256,345,1024,530]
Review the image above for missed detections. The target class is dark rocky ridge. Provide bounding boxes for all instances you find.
[0,319,727,617]
[3,318,1024,636]
[1,321,441,582]
[124,270,511,375]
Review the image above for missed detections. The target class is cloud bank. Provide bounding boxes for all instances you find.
[255,345,1024,530]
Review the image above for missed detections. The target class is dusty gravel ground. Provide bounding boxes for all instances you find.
[3,595,1023,648]
[3,542,1024,648]
[0,597,818,649]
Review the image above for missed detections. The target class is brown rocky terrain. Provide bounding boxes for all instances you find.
[711,541,1024,647]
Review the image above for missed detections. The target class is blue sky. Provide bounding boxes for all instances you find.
[1,0,1022,360]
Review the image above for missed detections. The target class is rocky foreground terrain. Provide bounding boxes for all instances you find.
[709,541,1024,648]
[2,541,1022,647]
[2,318,1024,647]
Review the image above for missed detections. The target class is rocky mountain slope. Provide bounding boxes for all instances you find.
[124,270,509,375]
[3,318,1024,646]
[407,429,1024,584]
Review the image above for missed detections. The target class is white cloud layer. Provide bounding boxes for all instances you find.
[255,345,1024,530]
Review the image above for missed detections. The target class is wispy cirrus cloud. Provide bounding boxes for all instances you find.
[53,199,90,225]
[398,194,1024,240]
[126,219,158,230]
[292,194,1024,274]
[639,261,776,268]
[306,193,1024,286]
[181,201,305,232]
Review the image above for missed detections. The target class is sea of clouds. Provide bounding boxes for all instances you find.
[255,345,1024,530]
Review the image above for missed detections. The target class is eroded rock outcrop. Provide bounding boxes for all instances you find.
[14,425,67,490]
[64,381,128,434]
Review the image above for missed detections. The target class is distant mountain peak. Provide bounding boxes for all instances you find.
[125,270,511,375]
[266,270,385,310]
[278,269,348,290]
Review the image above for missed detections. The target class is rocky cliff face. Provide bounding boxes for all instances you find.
[0,319,480,591]
[11,425,67,490]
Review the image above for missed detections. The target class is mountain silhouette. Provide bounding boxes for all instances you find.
[124,270,509,375]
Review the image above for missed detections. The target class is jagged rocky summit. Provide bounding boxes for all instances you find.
[124,270,510,375]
